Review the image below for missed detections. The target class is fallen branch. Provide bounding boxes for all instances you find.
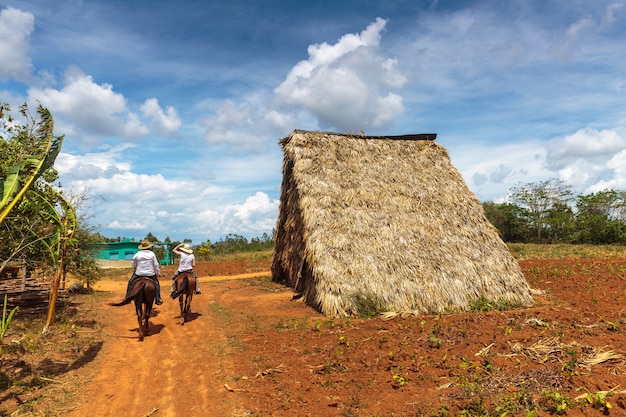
[143,407,158,417]
[253,364,286,378]
[475,342,495,357]
[224,383,252,393]
[574,386,626,402]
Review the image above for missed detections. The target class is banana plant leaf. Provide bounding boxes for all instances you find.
[29,186,77,265]
[0,106,63,225]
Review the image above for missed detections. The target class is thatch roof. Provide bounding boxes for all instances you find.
[271,130,534,317]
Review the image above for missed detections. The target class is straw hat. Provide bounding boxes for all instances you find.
[138,240,154,250]
[179,243,193,254]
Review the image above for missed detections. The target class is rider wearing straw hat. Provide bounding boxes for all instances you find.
[124,240,164,305]
[171,243,201,295]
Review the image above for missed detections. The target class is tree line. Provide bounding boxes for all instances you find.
[132,232,275,261]
[482,178,626,244]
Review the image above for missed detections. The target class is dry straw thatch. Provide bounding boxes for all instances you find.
[271,130,534,317]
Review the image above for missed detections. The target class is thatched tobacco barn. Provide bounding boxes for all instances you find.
[272,130,534,318]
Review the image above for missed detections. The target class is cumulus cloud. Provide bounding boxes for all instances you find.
[545,128,626,170]
[26,67,184,145]
[232,192,277,223]
[55,143,136,182]
[56,143,279,242]
[201,97,287,153]
[28,66,149,139]
[274,17,406,132]
[193,192,279,240]
[0,7,34,83]
[544,128,626,191]
[140,98,181,134]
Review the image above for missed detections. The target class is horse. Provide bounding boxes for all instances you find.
[110,277,156,341]
[170,271,195,324]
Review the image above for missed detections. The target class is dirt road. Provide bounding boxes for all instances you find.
[65,272,305,417]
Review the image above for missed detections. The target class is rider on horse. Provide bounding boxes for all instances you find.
[171,243,201,295]
[125,240,164,305]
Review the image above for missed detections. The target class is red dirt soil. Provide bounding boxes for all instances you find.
[4,257,626,416]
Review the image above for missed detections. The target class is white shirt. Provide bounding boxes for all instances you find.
[132,250,160,276]
[177,252,195,272]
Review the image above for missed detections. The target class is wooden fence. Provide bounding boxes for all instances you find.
[1,266,67,314]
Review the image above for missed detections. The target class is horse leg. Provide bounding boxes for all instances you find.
[185,293,193,317]
[142,304,149,336]
[136,303,144,341]
[179,295,185,324]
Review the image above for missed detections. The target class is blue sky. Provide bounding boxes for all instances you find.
[1,0,626,244]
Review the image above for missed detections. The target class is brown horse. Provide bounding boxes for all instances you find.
[170,271,195,324]
[110,277,156,341]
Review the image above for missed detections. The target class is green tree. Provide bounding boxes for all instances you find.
[543,201,575,242]
[212,234,249,254]
[509,178,573,242]
[482,201,531,242]
[62,191,102,289]
[574,190,626,244]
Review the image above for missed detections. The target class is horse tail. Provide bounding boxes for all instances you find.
[170,276,188,299]
[109,281,146,306]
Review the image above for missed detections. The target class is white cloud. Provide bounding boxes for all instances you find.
[56,144,136,181]
[201,96,288,153]
[448,140,549,202]
[545,128,626,170]
[544,128,626,191]
[107,219,149,231]
[140,98,181,134]
[0,7,34,83]
[56,143,280,242]
[232,192,277,222]
[28,66,149,139]
[274,17,406,132]
[194,192,279,240]
[27,68,183,144]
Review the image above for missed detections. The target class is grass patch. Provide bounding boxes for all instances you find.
[205,250,273,263]
[469,296,520,312]
[508,243,626,259]
[352,293,384,318]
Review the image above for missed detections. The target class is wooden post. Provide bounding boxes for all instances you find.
[43,217,69,334]
[43,241,65,334]
[20,262,26,292]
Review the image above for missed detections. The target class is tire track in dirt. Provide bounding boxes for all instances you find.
[66,273,270,417]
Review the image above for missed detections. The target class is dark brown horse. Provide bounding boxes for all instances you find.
[110,277,156,341]
[170,271,195,324]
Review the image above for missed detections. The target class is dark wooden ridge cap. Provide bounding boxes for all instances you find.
[291,130,437,141]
